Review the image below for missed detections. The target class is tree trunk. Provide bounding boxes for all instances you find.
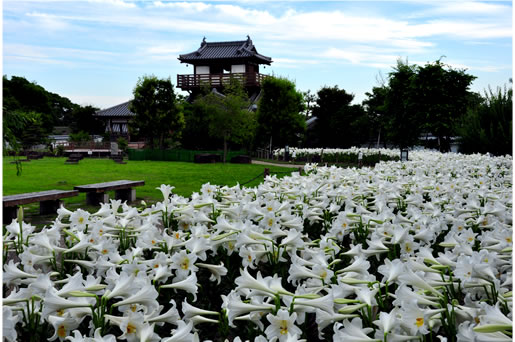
[159,133,164,149]
[223,136,228,164]
[376,127,381,148]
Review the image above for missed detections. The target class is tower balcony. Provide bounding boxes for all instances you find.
[177,72,268,91]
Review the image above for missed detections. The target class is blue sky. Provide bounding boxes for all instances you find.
[3,0,512,109]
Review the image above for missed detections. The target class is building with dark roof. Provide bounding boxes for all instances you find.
[94,101,134,141]
[177,36,272,94]
[94,37,272,143]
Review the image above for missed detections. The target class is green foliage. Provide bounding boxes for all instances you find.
[363,86,388,147]
[117,137,128,153]
[411,60,476,151]
[69,131,91,143]
[256,76,306,148]
[383,60,421,148]
[130,75,185,149]
[3,75,76,130]
[382,59,476,150]
[181,100,221,149]
[71,105,103,135]
[3,109,28,152]
[301,90,316,118]
[311,86,368,147]
[55,145,65,157]
[192,78,255,162]
[3,110,48,151]
[458,84,512,155]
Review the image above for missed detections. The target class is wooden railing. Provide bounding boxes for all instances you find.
[67,141,111,150]
[177,72,268,90]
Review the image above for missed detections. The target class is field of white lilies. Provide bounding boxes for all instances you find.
[3,151,512,341]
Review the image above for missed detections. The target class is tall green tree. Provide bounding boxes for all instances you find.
[3,75,76,129]
[130,75,185,149]
[302,90,316,118]
[181,100,219,149]
[382,59,476,150]
[256,76,305,148]
[363,86,388,147]
[311,86,368,148]
[411,60,476,151]
[192,77,255,162]
[4,110,48,150]
[383,60,420,148]
[459,84,512,155]
[70,105,104,135]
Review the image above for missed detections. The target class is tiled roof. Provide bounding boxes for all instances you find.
[95,101,135,117]
[179,36,272,64]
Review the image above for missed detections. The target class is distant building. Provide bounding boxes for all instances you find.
[177,36,272,100]
[94,37,272,140]
[94,101,134,141]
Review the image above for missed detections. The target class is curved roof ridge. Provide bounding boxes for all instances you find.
[178,37,272,65]
[95,100,135,117]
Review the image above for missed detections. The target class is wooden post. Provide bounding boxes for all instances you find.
[264,168,270,179]
[298,167,303,175]
[3,206,18,225]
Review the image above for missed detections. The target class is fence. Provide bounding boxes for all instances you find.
[67,141,111,150]
[127,149,247,162]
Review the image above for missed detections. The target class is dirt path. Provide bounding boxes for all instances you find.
[251,160,305,168]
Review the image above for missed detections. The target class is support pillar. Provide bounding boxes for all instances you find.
[115,188,136,203]
[40,199,62,215]
[3,206,18,225]
[86,192,109,206]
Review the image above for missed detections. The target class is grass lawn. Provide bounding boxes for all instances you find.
[3,157,295,224]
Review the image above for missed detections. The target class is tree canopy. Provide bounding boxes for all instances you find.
[311,86,368,148]
[363,85,388,148]
[382,59,476,150]
[256,76,305,148]
[130,75,185,149]
[192,78,256,162]
[458,84,512,156]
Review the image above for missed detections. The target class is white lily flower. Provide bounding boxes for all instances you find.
[146,300,180,325]
[160,273,199,301]
[3,260,39,286]
[162,320,198,342]
[333,317,381,342]
[48,313,80,341]
[3,306,21,342]
[41,288,92,319]
[104,272,137,300]
[265,309,302,342]
[112,283,159,313]
[195,262,228,284]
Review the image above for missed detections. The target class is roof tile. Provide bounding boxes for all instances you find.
[95,101,135,117]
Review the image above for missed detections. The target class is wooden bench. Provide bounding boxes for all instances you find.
[3,190,79,224]
[65,153,83,164]
[74,180,145,206]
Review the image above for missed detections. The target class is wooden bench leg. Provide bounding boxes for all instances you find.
[40,199,62,215]
[115,188,136,202]
[86,192,109,206]
[3,206,18,225]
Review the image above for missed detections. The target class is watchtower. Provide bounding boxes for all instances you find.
[177,36,272,97]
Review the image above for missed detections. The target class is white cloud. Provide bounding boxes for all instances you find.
[4,43,117,60]
[273,58,320,68]
[422,1,511,16]
[151,1,211,12]
[406,20,512,39]
[87,0,136,8]
[322,47,400,68]
[4,0,511,87]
